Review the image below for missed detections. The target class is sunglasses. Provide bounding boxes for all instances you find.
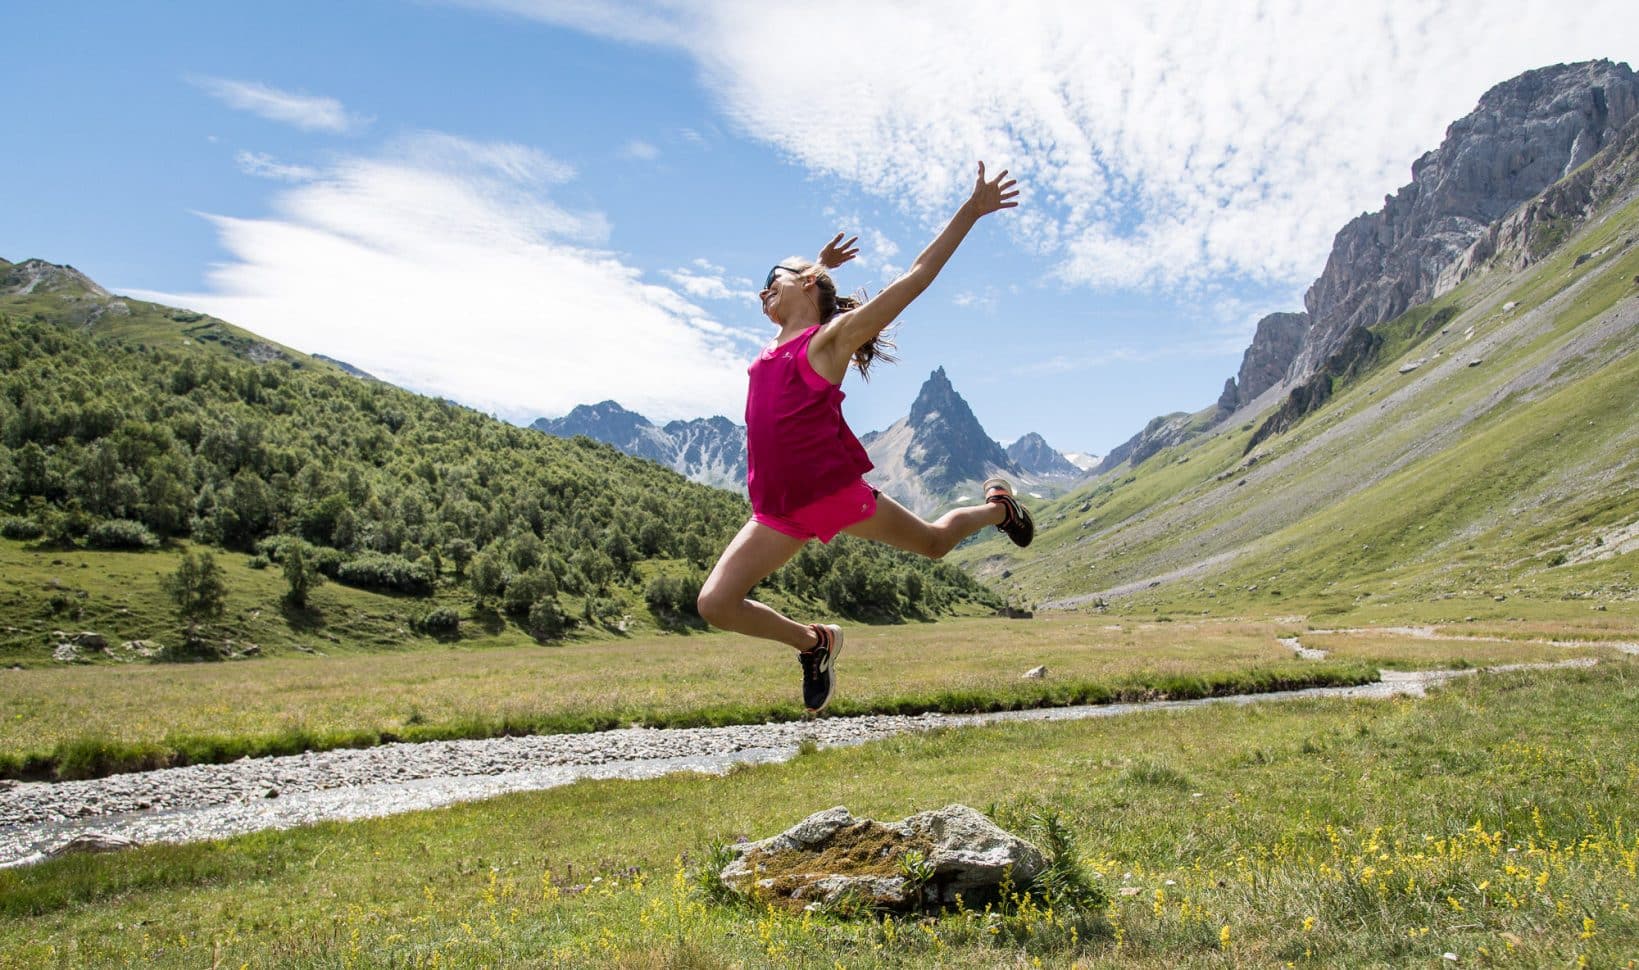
[763,264,804,290]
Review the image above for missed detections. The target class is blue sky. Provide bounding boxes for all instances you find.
[3,2,1632,457]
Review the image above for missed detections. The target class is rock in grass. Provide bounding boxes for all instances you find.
[47,831,138,857]
[720,805,1045,912]
[1022,665,1048,679]
[119,640,161,658]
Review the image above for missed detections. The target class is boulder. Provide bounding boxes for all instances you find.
[70,631,106,650]
[47,831,138,857]
[119,640,161,658]
[720,805,1045,912]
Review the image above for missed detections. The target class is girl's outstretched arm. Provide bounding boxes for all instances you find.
[812,162,1017,371]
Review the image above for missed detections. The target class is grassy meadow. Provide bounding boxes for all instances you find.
[3,657,1635,967]
[12,607,1637,781]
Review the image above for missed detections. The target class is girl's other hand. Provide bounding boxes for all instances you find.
[968,162,1019,217]
[818,232,860,269]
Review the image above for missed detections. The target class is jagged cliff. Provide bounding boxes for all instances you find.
[1104,60,1639,474]
[1216,311,1310,416]
[1292,59,1639,379]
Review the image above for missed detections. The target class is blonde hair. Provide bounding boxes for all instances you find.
[790,260,898,379]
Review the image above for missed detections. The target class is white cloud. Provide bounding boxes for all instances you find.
[621,139,660,160]
[235,151,318,183]
[865,228,900,261]
[460,0,1638,291]
[129,133,759,423]
[663,265,752,302]
[192,76,366,133]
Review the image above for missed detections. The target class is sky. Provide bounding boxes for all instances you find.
[3,2,1634,457]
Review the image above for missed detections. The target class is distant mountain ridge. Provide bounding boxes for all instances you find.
[533,369,1087,513]
[530,402,747,491]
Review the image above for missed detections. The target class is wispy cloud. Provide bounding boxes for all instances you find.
[129,133,759,423]
[663,263,755,302]
[457,0,1637,291]
[192,76,366,133]
[235,151,318,183]
[621,139,660,161]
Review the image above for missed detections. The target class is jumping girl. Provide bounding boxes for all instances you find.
[696,162,1034,714]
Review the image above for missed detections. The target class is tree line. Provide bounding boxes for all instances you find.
[0,314,1001,640]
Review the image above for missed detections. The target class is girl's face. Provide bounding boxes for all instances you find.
[759,265,810,324]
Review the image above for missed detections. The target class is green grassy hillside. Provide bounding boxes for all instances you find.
[0,265,1002,665]
[958,149,1639,623]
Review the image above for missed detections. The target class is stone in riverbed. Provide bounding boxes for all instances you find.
[719,804,1045,912]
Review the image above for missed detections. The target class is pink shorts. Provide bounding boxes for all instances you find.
[754,479,880,544]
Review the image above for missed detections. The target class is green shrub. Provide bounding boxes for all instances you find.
[335,552,433,595]
[0,516,44,540]
[412,606,461,636]
[85,519,159,550]
[526,597,571,641]
[645,573,703,624]
[503,568,558,617]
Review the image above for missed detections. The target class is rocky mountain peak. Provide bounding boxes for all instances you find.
[1007,432,1083,478]
[1292,59,1639,380]
[908,366,960,426]
[900,368,1015,486]
[0,258,111,299]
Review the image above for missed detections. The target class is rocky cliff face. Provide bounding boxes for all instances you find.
[1292,60,1639,379]
[1093,412,1196,475]
[1449,104,1639,283]
[1216,311,1310,416]
[531,401,747,491]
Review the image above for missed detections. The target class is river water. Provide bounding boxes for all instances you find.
[0,659,1597,868]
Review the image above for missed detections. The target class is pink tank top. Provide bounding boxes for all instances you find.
[744,324,873,515]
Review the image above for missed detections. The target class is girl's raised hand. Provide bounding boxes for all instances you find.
[817,232,860,269]
[968,161,1019,217]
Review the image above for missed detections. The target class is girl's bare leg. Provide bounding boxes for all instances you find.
[697,519,818,650]
[841,491,1003,559]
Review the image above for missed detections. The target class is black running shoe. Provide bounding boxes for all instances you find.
[983,478,1034,547]
[798,624,843,713]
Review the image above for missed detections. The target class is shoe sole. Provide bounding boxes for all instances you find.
[808,624,844,714]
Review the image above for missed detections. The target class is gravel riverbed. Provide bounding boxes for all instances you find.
[0,659,1596,868]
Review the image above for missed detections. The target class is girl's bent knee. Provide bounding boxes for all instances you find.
[696,590,733,627]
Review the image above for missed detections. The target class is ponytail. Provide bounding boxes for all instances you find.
[806,265,899,380]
